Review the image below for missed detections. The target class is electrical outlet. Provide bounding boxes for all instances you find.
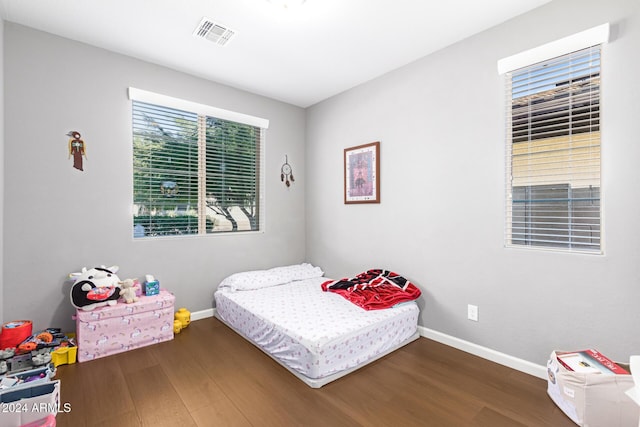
[467,304,479,322]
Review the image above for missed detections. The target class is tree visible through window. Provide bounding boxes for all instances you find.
[505,46,601,251]
[132,100,263,238]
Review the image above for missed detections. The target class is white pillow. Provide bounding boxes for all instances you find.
[218,263,324,292]
[268,263,324,282]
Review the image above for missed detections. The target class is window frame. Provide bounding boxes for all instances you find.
[499,25,609,254]
[129,88,268,239]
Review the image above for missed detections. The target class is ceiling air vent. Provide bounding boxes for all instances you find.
[193,17,236,46]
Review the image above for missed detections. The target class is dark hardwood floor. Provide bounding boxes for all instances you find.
[54,317,575,426]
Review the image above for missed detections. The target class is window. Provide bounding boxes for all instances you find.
[503,35,605,252]
[130,89,268,238]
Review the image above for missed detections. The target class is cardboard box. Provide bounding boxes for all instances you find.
[547,350,639,426]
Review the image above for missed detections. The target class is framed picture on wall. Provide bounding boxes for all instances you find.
[344,141,380,204]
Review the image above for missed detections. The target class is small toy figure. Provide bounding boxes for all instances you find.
[118,279,139,304]
[173,320,182,334]
[175,308,191,329]
[67,130,87,171]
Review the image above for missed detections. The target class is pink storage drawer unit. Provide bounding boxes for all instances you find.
[75,290,175,362]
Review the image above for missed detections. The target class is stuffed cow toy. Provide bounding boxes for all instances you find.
[69,265,122,311]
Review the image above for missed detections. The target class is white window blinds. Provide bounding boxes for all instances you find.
[504,46,602,252]
[131,92,266,238]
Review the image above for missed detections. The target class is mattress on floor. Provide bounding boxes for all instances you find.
[214,276,419,380]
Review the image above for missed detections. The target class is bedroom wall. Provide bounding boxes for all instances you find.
[3,23,306,332]
[305,0,640,366]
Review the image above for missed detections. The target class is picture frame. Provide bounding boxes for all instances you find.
[344,141,380,204]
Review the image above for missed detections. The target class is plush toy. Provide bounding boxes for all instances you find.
[69,265,122,311]
[118,279,139,304]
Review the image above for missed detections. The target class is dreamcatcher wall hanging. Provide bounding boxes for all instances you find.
[281,155,295,187]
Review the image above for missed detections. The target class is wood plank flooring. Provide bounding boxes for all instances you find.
[54,317,575,426]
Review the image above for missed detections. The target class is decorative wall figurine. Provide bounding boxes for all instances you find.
[281,155,295,187]
[67,130,87,171]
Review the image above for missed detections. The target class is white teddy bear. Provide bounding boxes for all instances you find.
[118,279,139,304]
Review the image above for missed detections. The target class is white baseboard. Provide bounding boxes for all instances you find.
[191,308,215,321]
[418,326,547,380]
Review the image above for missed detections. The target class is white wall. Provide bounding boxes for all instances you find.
[306,0,640,365]
[3,23,306,332]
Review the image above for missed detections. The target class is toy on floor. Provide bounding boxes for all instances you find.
[118,279,140,303]
[173,320,183,334]
[0,360,56,391]
[175,308,191,329]
[69,265,122,311]
[173,307,191,334]
[31,352,52,366]
[0,320,33,349]
[16,328,65,354]
[51,337,77,367]
[0,347,15,359]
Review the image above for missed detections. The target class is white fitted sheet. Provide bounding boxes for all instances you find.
[214,276,419,385]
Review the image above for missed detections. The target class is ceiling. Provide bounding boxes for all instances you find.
[0,0,551,107]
